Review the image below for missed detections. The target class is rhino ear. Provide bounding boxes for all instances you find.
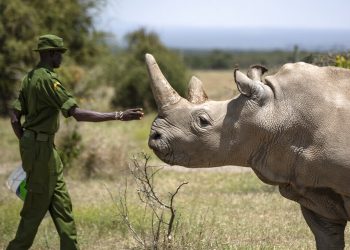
[234,68,264,98]
[187,76,208,104]
[247,65,268,81]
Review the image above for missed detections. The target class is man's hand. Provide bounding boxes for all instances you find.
[118,108,144,121]
[9,109,23,140]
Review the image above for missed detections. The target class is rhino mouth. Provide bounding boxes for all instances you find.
[148,130,173,162]
[149,141,192,166]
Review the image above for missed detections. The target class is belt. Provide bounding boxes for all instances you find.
[23,129,55,142]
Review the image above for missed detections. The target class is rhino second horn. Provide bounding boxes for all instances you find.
[187,76,208,104]
[247,65,268,81]
[145,54,182,111]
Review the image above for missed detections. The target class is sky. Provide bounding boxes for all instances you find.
[94,0,350,50]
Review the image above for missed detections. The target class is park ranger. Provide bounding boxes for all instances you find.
[7,34,144,250]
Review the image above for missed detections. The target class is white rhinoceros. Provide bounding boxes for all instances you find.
[145,53,350,249]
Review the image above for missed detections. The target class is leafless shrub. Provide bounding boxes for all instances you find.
[116,153,188,249]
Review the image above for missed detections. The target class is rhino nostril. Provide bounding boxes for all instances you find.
[154,132,162,140]
[151,131,162,140]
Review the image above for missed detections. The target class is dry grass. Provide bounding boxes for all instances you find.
[1,167,323,249]
[192,70,240,101]
[9,160,350,249]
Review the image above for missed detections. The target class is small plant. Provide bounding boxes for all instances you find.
[116,153,188,249]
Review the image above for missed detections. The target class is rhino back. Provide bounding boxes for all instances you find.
[265,62,350,143]
[264,63,350,195]
[270,62,350,104]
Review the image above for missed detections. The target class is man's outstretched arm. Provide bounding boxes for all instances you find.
[9,109,23,140]
[69,107,144,122]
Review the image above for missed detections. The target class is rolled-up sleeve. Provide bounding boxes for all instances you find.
[39,79,78,118]
[61,97,78,117]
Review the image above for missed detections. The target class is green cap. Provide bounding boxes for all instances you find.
[33,34,67,53]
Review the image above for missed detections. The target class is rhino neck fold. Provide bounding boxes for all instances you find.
[246,133,297,186]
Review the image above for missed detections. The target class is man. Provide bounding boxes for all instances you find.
[7,34,144,250]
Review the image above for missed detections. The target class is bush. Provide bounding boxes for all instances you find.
[57,120,83,173]
[110,28,188,111]
[310,53,350,68]
[335,54,350,69]
[80,136,129,179]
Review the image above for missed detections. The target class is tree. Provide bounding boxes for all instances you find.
[0,0,107,115]
[111,28,188,111]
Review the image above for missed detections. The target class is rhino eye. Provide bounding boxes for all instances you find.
[198,115,211,127]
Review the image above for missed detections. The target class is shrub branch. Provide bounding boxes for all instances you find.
[116,153,188,249]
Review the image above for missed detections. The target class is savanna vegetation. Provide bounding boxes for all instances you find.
[181,46,346,70]
[1,0,350,249]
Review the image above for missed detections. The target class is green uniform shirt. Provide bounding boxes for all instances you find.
[13,64,77,134]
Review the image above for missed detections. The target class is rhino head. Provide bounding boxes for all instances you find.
[146,54,274,168]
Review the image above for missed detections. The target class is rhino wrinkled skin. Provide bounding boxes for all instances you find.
[146,53,350,249]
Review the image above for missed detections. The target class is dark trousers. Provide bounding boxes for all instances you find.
[7,130,79,250]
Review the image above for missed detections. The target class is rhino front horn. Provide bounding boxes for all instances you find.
[145,54,181,111]
[187,76,208,104]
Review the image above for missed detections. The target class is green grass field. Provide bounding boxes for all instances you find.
[0,70,342,249]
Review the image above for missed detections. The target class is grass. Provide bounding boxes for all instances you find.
[0,168,320,249]
[0,70,342,249]
[192,70,239,101]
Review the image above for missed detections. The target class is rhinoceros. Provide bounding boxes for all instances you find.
[145,53,350,249]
